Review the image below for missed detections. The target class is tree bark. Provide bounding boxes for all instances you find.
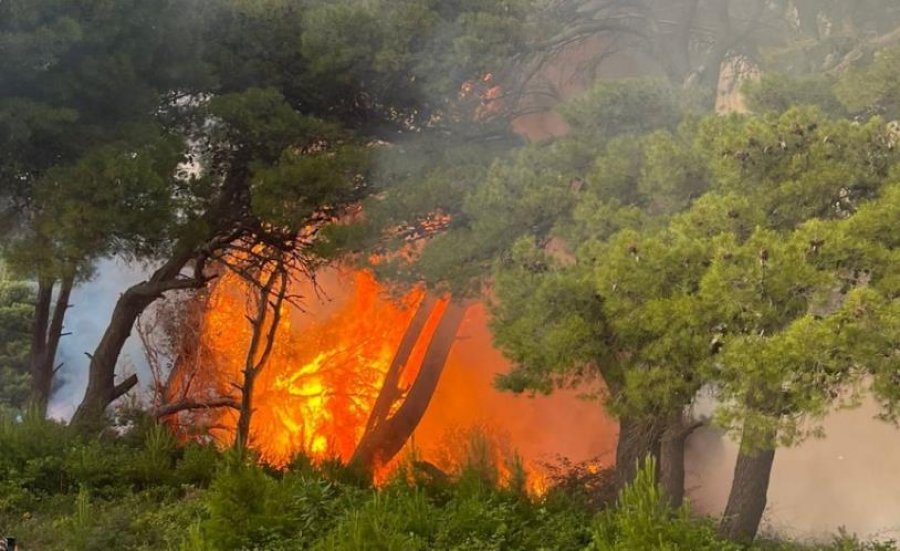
[352,301,467,471]
[363,294,438,434]
[70,249,201,430]
[659,415,703,509]
[718,424,777,542]
[614,414,664,489]
[28,274,73,415]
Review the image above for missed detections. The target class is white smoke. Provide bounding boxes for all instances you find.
[49,258,153,421]
[686,398,900,542]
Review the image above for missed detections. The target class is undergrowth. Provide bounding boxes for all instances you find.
[0,412,894,550]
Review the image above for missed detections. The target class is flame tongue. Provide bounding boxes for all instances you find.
[169,266,617,494]
[171,268,426,466]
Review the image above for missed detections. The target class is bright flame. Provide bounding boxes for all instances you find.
[168,266,616,494]
[169,268,425,466]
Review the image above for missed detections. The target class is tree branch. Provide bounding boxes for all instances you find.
[153,397,240,418]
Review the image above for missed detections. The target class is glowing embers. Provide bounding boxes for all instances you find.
[169,268,426,467]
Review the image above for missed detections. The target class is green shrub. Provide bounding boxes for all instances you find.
[311,490,434,551]
[588,457,740,551]
[199,456,303,549]
[175,442,222,488]
[124,423,178,488]
[0,411,74,506]
[63,440,125,495]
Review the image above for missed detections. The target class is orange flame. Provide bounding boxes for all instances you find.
[168,266,617,494]
[169,268,426,466]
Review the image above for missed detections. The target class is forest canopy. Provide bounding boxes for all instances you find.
[1,0,899,549]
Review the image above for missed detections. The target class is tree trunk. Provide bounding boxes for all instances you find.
[29,279,53,413]
[659,415,703,509]
[352,301,467,470]
[614,414,663,489]
[234,264,287,453]
[71,250,199,430]
[718,425,777,542]
[660,0,700,83]
[28,274,73,415]
[234,370,256,452]
[363,294,438,434]
[70,159,249,431]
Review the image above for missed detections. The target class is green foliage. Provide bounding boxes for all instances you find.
[251,145,368,229]
[744,74,845,116]
[835,46,900,118]
[0,416,893,550]
[589,458,739,551]
[488,101,900,471]
[698,107,898,229]
[490,238,609,394]
[0,269,33,410]
[560,79,682,141]
[0,410,75,508]
[209,87,342,164]
[298,0,538,118]
[201,458,300,549]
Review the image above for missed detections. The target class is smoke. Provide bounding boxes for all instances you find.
[686,398,900,542]
[49,257,153,421]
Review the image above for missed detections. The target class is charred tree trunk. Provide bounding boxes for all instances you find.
[28,274,73,415]
[659,415,703,509]
[718,424,777,542]
[70,249,203,430]
[234,264,288,453]
[352,301,467,471]
[363,295,438,434]
[614,414,664,489]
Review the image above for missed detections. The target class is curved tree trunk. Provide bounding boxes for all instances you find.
[71,250,200,430]
[352,301,467,471]
[614,415,664,489]
[718,424,777,542]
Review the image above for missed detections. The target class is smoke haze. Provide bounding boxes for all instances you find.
[687,399,900,541]
[50,258,152,420]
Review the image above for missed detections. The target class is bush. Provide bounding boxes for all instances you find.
[588,457,740,551]
[0,410,75,507]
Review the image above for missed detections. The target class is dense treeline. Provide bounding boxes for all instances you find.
[1,0,900,548]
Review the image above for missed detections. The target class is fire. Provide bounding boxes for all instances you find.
[169,268,427,466]
[167,265,617,494]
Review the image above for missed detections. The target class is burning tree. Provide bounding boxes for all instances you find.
[157,266,469,473]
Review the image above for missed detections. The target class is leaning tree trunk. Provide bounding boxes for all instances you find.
[69,160,251,431]
[658,414,703,509]
[362,295,438,435]
[614,415,664,489]
[28,274,73,415]
[70,249,200,430]
[351,301,467,471]
[718,423,777,542]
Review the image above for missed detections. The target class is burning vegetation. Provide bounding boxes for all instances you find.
[163,265,611,494]
[5,0,900,549]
